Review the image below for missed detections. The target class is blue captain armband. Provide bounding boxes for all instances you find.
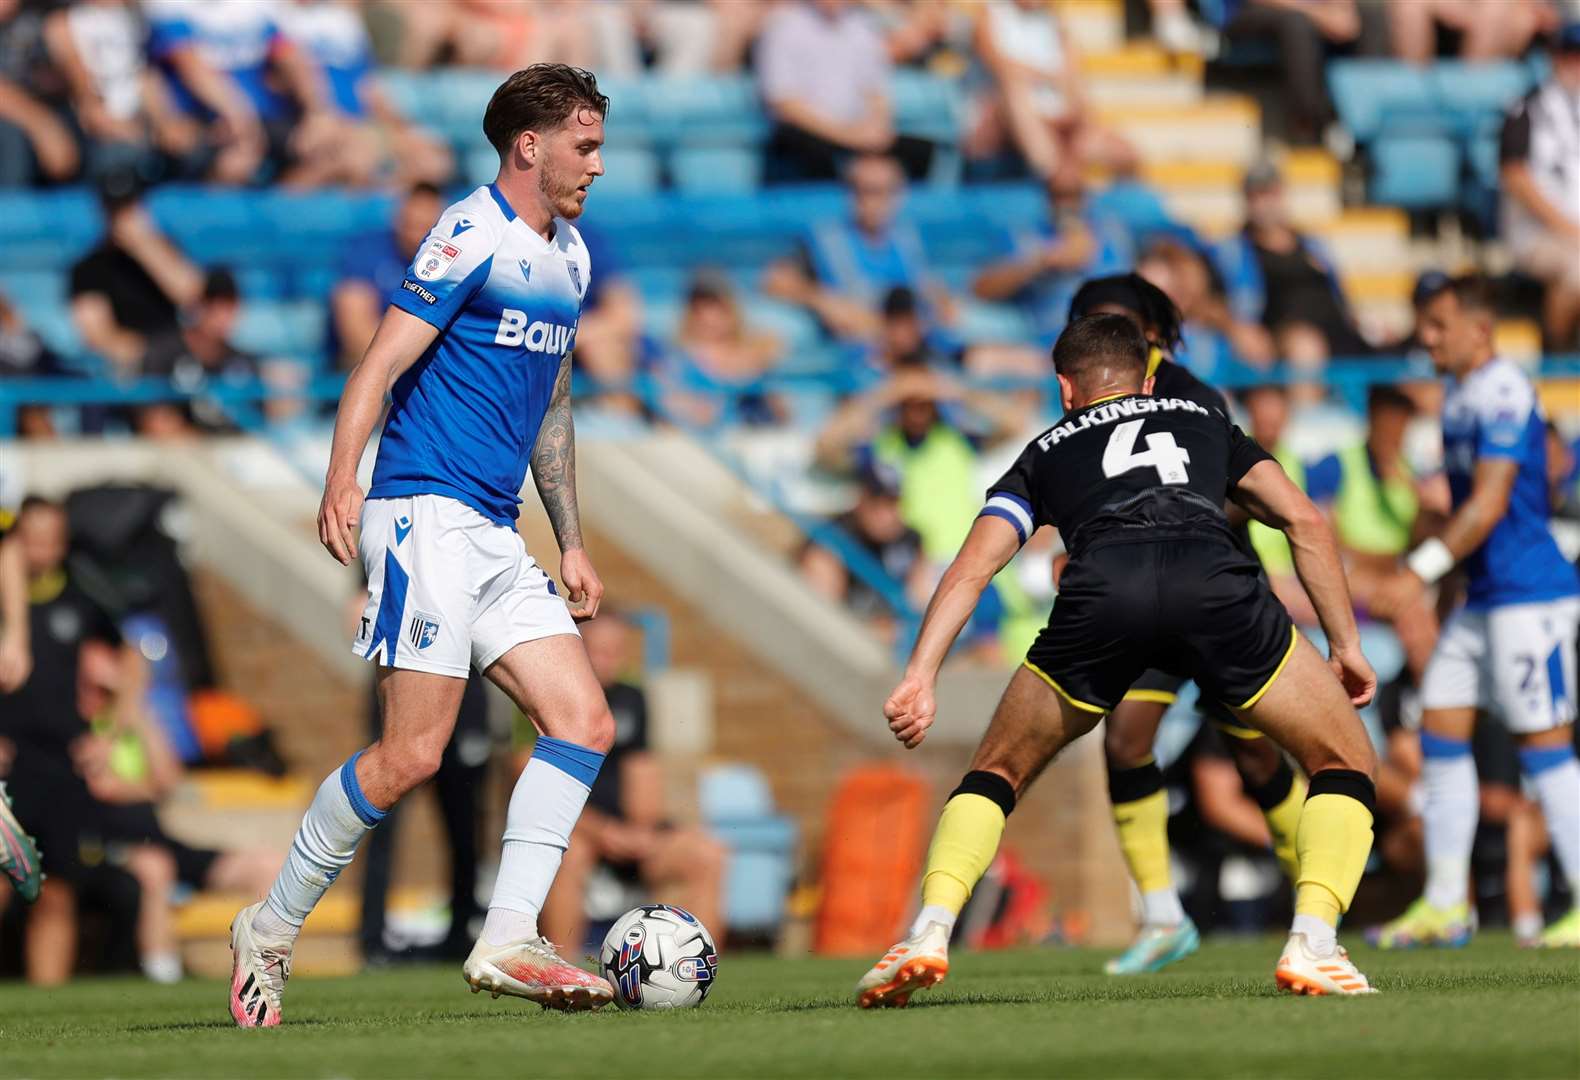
[979,492,1034,546]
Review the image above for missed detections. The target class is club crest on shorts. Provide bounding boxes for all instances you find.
[407,611,441,650]
[415,237,460,282]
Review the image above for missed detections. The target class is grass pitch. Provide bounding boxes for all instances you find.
[0,935,1575,1079]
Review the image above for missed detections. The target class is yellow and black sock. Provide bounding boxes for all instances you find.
[1107,758,1173,898]
[1245,757,1307,884]
[1293,769,1376,928]
[919,771,1015,919]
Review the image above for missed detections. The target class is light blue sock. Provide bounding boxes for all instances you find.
[482,736,604,945]
[1522,745,1580,896]
[256,751,386,940]
[1420,732,1476,910]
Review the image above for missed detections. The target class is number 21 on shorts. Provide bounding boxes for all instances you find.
[1102,419,1192,484]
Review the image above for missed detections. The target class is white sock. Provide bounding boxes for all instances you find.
[259,752,386,941]
[1291,913,1336,955]
[1420,733,1477,910]
[1522,746,1580,895]
[141,951,183,984]
[483,736,604,946]
[1512,910,1544,943]
[909,904,957,936]
[1141,888,1186,928]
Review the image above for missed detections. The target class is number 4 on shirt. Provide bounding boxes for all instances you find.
[1102,419,1192,484]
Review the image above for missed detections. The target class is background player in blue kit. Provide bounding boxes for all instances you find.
[227,64,619,1026]
[1371,276,1580,950]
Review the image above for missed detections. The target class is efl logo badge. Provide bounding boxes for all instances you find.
[415,237,461,281]
[407,611,441,651]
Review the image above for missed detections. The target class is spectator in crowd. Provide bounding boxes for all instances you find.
[658,272,784,429]
[757,0,932,183]
[0,292,70,439]
[1211,0,1361,145]
[538,611,727,952]
[0,496,144,985]
[137,269,263,437]
[371,0,585,71]
[1136,237,1275,382]
[569,224,648,417]
[1389,0,1558,64]
[72,636,283,982]
[43,0,195,184]
[69,177,204,374]
[866,0,960,68]
[1499,23,1580,349]
[1237,383,1320,627]
[800,461,931,641]
[813,361,1020,563]
[276,0,453,189]
[0,0,80,186]
[762,152,953,342]
[330,182,442,369]
[1214,160,1372,397]
[972,164,1131,343]
[143,0,348,186]
[0,503,27,694]
[853,286,956,391]
[967,0,1138,180]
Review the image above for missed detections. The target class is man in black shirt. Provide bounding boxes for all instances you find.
[0,508,42,904]
[537,612,726,952]
[137,269,261,437]
[856,314,1382,1007]
[67,181,203,373]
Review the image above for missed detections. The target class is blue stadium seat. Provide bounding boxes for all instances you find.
[1327,60,1443,143]
[375,69,439,130]
[233,301,327,359]
[1430,61,1532,138]
[669,147,761,193]
[0,189,99,266]
[956,300,1033,346]
[746,298,820,352]
[1370,134,1461,209]
[891,70,961,144]
[698,763,796,933]
[595,147,661,195]
[642,75,765,145]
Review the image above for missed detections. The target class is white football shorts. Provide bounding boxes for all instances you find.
[352,494,578,678]
[1420,596,1580,733]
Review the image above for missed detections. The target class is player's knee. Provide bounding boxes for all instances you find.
[128,845,178,887]
[688,831,728,877]
[386,737,446,792]
[565,700,615,755]
[1103,721,1152,768]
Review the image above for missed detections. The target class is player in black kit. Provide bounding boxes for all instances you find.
[1065,275,1306,975]
[856,314,1380,1008]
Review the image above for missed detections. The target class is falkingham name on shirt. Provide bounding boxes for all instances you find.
[1038,396,1210,449]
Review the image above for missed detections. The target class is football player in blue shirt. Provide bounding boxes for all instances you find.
[229,64,620,1026]
[1371,276,1580,950]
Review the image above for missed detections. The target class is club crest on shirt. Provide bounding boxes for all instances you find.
[407,610,441,651]
[567,263,582,296]
[415,237,461,282]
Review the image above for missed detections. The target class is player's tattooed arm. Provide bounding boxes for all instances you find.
[533,350,583,552]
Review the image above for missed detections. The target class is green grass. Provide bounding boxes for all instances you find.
[1,935,1576,1079]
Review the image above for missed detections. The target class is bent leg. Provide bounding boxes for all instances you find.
[1103,697,1183,927]
[1220,720,1306,883]
[480,634,615,945]
[917,665,1103,930]
[124,844,181,981]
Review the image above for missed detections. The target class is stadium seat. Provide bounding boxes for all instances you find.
[1430,61,1532,138]
[956,300,1034,346]
[233,301,327,359]
[642,75,766,146]
[595,146,662,195]
[1369,134,1461,209]
[670,147,762,193]
[698,763,796,933]
[891,70,962,145]
[746,298,820,352]
[1327,60,1443,143]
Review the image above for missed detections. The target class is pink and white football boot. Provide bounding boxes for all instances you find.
[228,902,292,1028]
[463,935,614,1011]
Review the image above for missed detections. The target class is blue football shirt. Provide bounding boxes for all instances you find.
[370,184,591,526]
[1440,357,1579,608]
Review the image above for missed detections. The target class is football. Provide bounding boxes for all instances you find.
[599,905,719,1010]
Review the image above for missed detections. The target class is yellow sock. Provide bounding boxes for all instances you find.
[1263,771,1307,885]
[1293,791,1375,926]
[919,793,1007,917]
[1112,789,1173,895]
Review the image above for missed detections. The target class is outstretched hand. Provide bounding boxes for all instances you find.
[884,673,937,749]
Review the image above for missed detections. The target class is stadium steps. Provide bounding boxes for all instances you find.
[1130,150,1342,237]
[1083,45,1205,107]
[1061,0,1126,53]
[1097,95,1262,165]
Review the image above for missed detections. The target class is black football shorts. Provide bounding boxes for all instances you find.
[1025,534,1297,716]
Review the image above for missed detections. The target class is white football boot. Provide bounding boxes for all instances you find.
[1274,932,1377,995]
[855,920,950,1008]
[462,935,614,1011]
[228,902,293,1027]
